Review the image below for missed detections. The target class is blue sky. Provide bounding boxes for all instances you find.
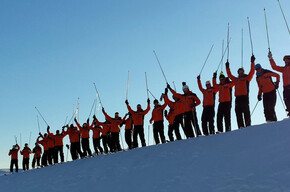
[0,0,289,168]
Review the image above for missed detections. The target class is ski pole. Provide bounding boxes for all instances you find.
[145,72,149,99]
[277,89,288,115]
[172,81,177,91]
[221,40,224,71]
[88,99,96,117]
[250,100,260,117]
[64,116,68,126]
[29,131,31,146]
[241,28,244,68]
[247,17,254,55]
[93,83,103,108]
[126,70,130,100]
[35,107,49,126]
[277,0,290,37]
[264,8,271,52]
[199,44,214,76]
[68,105,78,124]
[227,23,230,62]
[14,136,17,144]
[37,115,41,132]
[77,97,80,122]
[153,50,169,84]
[216,38,232,72]
[148,89,157,100]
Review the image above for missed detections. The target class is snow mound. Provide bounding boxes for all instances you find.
[1,119,290,192]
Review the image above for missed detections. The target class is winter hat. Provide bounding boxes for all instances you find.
[205,81,211,85]
[237,68,244,73]
[284,55,290,61]
[255,64,262,70]
[154,99,158,104]
[219,72,225,80]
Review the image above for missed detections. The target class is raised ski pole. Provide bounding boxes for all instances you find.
[172,81,177,91]
[88,99,96,117]
[247,17,254,55]
[216,38,232,72]
[277,0,290,36]
[29,131,32,146]
[227,23,230,62]
[241,28,244,68]
[35,107,49,126]
[14,136,17,144]
[68,105,77,124]
[153,50,169,84]
[64,116,68,126]
[93,83,103,108]
[145,72,149,99]
[148,89,157,100]
[264,8,271,52]
[77,97,80,122]
[37,115,41,132]
[199,44,214,76]
[126,70,130,100]
[221,40,224,71]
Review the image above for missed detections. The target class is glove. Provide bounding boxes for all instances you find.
[165,88,168,95]
[39,132,42,136]
[147,98,150,104]
[257,95,262,101]
[190,104,195,108]
[274,81,279,89]
[74,117,77,122]
[93,115,96,120]
[87,118,89,123]
[197,75,200,80]
[47,126,50,130]
[213,72,217,79]
[102,107,105,113]
[268,51,273,60]
[166,83,172,90]
[251,55,256,63]
[225,61,229,68]
[125,100,129,105]
[164,110,168,116]
[62,126,65,129]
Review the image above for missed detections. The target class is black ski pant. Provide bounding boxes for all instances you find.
[54,146,64,163]
[183,111,201,138]
[201,105,215,135]
[153,121,166,144]
[93,138,103,155]
[235,95,251,128]
[22,158,29,171]
[217,101,232,132]
[133,125,146,148]
[81,138,92,157]
[41,150,48,166]
[263,90,277,122]
[168,123,182,141]
[70,142,83,160]
[32,156,41,168]
[110,132,122,152]
[125,129,132,149]
[102,135,109,154]
[283,85,290,116]
[10,159,18,172]
[173,114,184,138]
[47,148,54,165]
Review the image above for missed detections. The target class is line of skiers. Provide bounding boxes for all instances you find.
[9,53,290,173]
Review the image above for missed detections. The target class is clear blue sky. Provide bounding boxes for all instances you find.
[1,0,289,168]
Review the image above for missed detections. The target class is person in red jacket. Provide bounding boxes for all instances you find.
[102,109,125,152]
[93,115,111,154]
[63,124,84,160]
[91,120,104,155]
[125,98,150,148]
[163,90,182,141]
[120,113,133,149]
[75,118,93,157]
[149,99,167,144]
[53,127,67,163]
[45,126,55,165]
[36,134,49,166]
[255,63,280,122]
[213,72,235,132]
[20,143,32,171]
[167,82,201,138]
[226,55,256,128]
[32,143,42,168]
[8,144,20,172]
[197,75,218,135]
[268,52,290,117]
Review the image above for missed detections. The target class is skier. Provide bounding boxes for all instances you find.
[91,120,104,155]
[197,75,218,135]
[63,124,84,160]
[268,52,290,117]
[8,144,20,173]
[149,99,167,144]
[213,72,235,132]
[36,134,49,166]
[255,63,280,122]
[167,82,201,138]
[225,55,256,128]
[125,98,150,148]
[32,143,42,168]
[53,128,67,163]
[46,126,55,165]
[93,115,111,154]
[120,113,133,149]
[75,118,93,157]
[102,109,125,152]
[20,143,32,171]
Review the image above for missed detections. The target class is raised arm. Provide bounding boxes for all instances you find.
[225,61,236,81]
[125,100,134,114]
[143,99,151,115]
[74,118,82,130]
[268,52,284,72]
[102,108,113,122]
[246,55,256,82]
[197,76,205,93]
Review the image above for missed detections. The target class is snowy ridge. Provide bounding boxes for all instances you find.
[1,119,290,192]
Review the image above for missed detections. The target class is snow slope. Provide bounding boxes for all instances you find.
[1,119,290,192]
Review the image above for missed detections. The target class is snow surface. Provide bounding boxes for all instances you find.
[1,119,290,192]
